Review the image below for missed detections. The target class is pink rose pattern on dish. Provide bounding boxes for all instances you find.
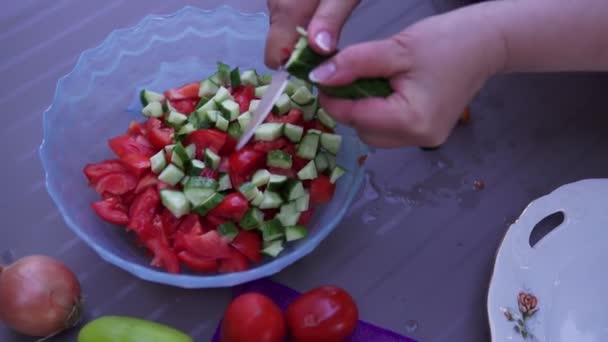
[501,291,539,340]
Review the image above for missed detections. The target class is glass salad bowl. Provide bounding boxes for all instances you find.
[40,5,367,288]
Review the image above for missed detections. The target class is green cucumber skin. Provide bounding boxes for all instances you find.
[286,44,393,99]
[78,316,194,342]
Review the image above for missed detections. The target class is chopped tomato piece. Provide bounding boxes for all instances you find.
[128,187,160,232]
[218,247,250,273]
[177,251,218,274]
[83,159,127,184]
[220,135,238,156]
[185,129,227,156]
[281,142,296,156]
[146,118,174,149]
[292,155,309,172]
[200,168,219,180]
[134,173,159,194]
[218,157,230,173]
[297,208,315,225]
[91,197,129,225]
[204,215,227,229]
[164,82,200,101]
[252,137,288,153]
[160,208,183,238]
[263,209,279,220]
[127,121,147,136]
[207,193,249,221]
[94,172,137,196]
[231,230,263,263]
[229,148,265,178]
[265,108,304,126]
[177,213,205,234]
[310,175,336,205]
[170,99,198,114]
[109,134,155,158]
[268,167,295,178]
[144,237,180,274]
[120,153,151,178]
[183,230,231,259]
[232,86,255,113]
[121,192,136,207]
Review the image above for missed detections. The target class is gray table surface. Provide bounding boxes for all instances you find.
[3,1,608,341]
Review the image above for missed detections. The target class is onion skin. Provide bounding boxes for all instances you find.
[0,255,83,337]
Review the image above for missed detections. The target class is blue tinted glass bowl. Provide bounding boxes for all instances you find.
[40,5,366,288]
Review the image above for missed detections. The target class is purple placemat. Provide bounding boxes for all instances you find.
[212,279,416,342]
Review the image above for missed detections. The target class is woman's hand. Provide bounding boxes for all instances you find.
[309,6,507,148]
[264,0,360,69]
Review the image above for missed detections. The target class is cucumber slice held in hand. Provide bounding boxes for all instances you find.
[284,28,393,99]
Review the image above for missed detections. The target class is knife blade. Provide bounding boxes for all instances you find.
[236,69,289,150]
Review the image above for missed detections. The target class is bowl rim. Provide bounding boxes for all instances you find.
[39,5,368,288]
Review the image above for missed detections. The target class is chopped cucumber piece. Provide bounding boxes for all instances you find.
[251,190,265,206]
[209,72,222,86]
[192,192,224,216]
[190,159,205,175]
[188,110,201,127]
[285,79,311,96]
[162,99,174,113]
[185,144,196,159]
[160,190,190,218]
[219,99,240,121]
[330,165,347,184]
[158,164,185,186]
[295,192,310,212]
[172,143,191,169]
[267,174,288,192]
[228,122,242,139]
[239,182,262,201]
[267,150,292,169]
[255,123,284,141]
[262,240,284,257]
[252,169,271,187]
[164,144,175,154]
[301,100,317,121]
[320,133,342,154]
[307,129,323,135]
[215,114,229,132]
[283,123,304,143]
[276,202,300,226]
[326,153,337,170]
[196,100,217,118]
[203,110,220,124]
[142,101,163,118]
[237,111,252,128]
[218,173,232,191]
[217,62,231,86]
[230,67,241,88]
[150,150,167,174]
[140,89,164,106]
[240,70,259,86]
[195,97,209,111]
[317,108,337,129]
[272,93,291,115]
[259,191,283,209]
[285,225,308,242]
[180,175,191,186]
[239,208,264,230]
[199,79,219,98]
[184,177,218,206]
[204,149,221,169]
[282,179,306,201]
[254,85,269,98]
[296,133,320,160]
[185,176,218,190]
[218,222,238,242]
[212,86,233,103]
[167,110,188,127]
[314,153,329,172]
[261,219,284,242]
[258,73,272,85]
[177,122,196,136]
[248,99,261,112]
[291,86,315,106]
[297,160,317,180]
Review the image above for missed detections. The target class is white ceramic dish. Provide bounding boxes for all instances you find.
[487,179,608,341]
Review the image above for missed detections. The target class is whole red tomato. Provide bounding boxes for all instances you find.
[221,293,286,342]
[286,286,359,342]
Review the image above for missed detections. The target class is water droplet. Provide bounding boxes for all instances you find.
[361,210,377,224]
[405,320,419,333]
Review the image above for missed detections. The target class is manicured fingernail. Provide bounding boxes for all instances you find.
[315,31,332,52]
[309,62,336,83]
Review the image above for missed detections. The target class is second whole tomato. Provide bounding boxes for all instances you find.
[286,286,359,342]
[221,293,286,342]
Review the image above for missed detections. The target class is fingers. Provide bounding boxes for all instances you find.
[265,0,319,69]
[309,33,413,85]
[307,0,360,54]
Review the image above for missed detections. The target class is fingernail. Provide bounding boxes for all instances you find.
[315,31,332,52]
[309,62,336,83]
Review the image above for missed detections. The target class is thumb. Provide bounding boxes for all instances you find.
[309,33,412,86]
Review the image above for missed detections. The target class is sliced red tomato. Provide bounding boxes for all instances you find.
[281,142,296,156]
[177,213,205,234]
[120,153,151,178]
[218,157,230,173]
[94,172,137,196]
[310,175,336,205]
[128,187,160,232]
[229,148,265,178]
[268,167,295,178]
[292,155,309,172]
[220,135,238,156]
[160,208,183,238]
[231,230,263,263]
[177,251,218,274]
[91,197,129,225]
[109,134,155,158]
[170,99,198,114]
[252,137,288,153]
[127,121,147,136]
[200,168,219,180]
[263,209,279,220]
[83,159,127,184]
[207,193,249,221]
[232,85,255,113]
[204,214,227,229]
[185,129,227,156]
[265,108,304,125]
[134,173,159,194]
[121,192,136,207]
[218,247,250,273]
[146,117,174,149]
[164,82,200,101]
[183,230,231,259]
[297,208,315,225]
[144,237,180,274]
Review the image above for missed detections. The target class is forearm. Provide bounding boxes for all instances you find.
[481,0,608,73]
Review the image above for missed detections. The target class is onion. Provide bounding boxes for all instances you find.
[0,255,83,337]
